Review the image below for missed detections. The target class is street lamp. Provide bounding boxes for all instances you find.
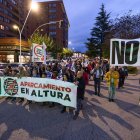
[68,41,72,45]
[29,20,63,60]
[13,2,38,63]
[30,20,63,39]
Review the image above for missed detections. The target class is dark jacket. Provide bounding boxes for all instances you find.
[93,67,103,80]
[76,77,85,99]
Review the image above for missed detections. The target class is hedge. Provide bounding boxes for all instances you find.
[127,66,138,74]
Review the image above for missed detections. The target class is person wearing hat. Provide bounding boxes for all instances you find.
[105,66,119,102]
[18,65,26,78]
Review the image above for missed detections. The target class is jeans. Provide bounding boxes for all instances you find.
[94,78,101,94]
[118,77,125,88]
[109,84,116,99]
[76,98,82,114]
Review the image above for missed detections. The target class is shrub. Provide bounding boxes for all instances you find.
[127,66,138,74]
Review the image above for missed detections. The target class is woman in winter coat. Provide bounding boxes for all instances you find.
[105,67,119,102]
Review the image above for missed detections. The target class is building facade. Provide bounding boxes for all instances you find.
[0,0,31,38]
[28,0,69,48]
[0,0,69,62]
[0,0,31,62]
[0,38,30,62]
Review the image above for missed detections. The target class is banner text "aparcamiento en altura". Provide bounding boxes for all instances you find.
[20,82,71,93]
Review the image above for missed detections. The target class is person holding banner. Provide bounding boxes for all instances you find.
[118,67,127,89]
[17,65,26,103]
[105,67,119,102]
[73,71,85,120]
[61,74,69,113]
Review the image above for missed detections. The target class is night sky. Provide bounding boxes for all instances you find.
[34,0,140,52]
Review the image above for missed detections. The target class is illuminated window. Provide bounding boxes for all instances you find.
[49,3,56,7]
[49,9,56,13]
[0,25,4,30]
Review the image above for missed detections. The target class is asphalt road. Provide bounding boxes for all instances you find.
[0,75,140,140]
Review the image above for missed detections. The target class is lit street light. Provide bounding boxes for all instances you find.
[68,41,72,45]
[13,2,38,63]
[30,20,63,39]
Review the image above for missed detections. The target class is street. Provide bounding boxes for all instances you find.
[0,75,140,140]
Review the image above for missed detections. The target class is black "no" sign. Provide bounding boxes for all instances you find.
[110,39,140,66]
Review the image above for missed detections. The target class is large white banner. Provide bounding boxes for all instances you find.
[0,77,77,108]
[110,38,140,66]
[32,43,46,62]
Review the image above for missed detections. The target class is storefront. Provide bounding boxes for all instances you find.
[0,38,30,63]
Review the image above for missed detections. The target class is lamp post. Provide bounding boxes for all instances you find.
[13,2,38,64]
[30,20,63,60]
[13,25,21,63]
[30,20,63,39]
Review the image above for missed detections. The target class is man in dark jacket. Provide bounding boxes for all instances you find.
[118,67,126,88]
[93,63,103,96]
[73,71,85,120]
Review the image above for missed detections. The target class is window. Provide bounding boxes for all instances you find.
[49,3,56,7]
[49,9,56,13]
[49,32,56,38]
[9,6,13,10]
[5,26,9,31]
[0,0,3,3]
[0,34,5,38]
[0,25,4,30]
[0,7,4,13]
[4,18,10,23]
[49,32,56,36]
[0,16,4,21]
[49,24,57,30]
[4,9,8,15]
[49,14,56,19]
[4,1,7,6]
[9,0,16,5]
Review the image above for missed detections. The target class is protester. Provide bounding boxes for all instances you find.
[46,66,52,78]
[18,65,27,103]
[105,66,119,102]
[82,67,89,100]
[61,74,69,113]
[32,69,40,78]
[73,71,85,120]
[2,57,122,120]
[92,63,103,96]
[118,67,126,88]
[124,66,128,79]
[18,65,26,78]
[10,68,18,77]
[24,65,30,77]
[87,62,93,80]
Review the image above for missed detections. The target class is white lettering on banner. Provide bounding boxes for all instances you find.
[110,38,140,66]
[0,77,77,108]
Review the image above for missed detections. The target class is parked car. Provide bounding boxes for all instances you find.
[0,63,8,71]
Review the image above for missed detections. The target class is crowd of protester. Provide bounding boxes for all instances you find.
[1,57,128,120]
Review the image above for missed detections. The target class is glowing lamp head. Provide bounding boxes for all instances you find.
[31,2,38,11]
[13,25,19,30]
